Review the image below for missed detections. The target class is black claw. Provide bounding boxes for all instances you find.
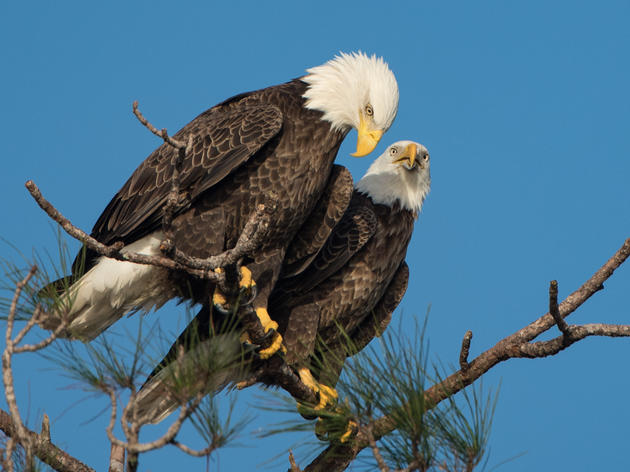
[244,328,281,360]
[240,283,258,305]
[212,302,231,316]
[257,327,277,343]
[242,340,276,362]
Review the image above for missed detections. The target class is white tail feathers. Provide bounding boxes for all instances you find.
[53,231,173,340]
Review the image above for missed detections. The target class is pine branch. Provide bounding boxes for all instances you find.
[304,237,630,471]
[2,266,76,470]
[0,409,94,472]
[364,424,390,472]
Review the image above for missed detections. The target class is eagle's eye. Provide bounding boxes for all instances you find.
[365,104,374,117]
[390,147,398,155]
[423,153,429,161]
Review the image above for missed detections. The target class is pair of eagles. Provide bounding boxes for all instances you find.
[41,52,431,424]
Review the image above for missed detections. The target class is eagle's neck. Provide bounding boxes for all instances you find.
[356,167,430,215]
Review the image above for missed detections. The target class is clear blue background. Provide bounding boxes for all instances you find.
[1,1,629,470]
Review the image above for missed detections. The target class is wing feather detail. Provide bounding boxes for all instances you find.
[348,260,409,351]
[283,192,377,294]
[313,261,409,386]
[282,165,354,277]
[91,103,283,245]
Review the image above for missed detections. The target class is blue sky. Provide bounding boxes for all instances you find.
[1,1,629,470]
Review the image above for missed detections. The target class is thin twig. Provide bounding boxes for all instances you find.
[364,425,390,472]
[289,450,304,472]
[459,331,473,373]
[2,267,79,471]
[2,267,38,465]
[12,306,42,347]
[14,317,68,354]
[169,439,220,457]
[549,280,570,336]
[106,390,204,454]
[516,323,630,358]
[40,414,50,443]
[132,101,187,150]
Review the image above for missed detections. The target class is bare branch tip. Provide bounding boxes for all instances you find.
[289,450,303,472]
[40,414,50,442]
[549,279,569,335]
[459,330,473,372]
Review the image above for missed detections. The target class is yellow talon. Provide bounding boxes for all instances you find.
[298,368,338,410]
[239,266,255,289]
[340,420,357,443]
[299,368,319,391]
[212,289,228,306]
[255,307,277,333]
[254,307,284,358]
[258,331,284,359]
[212,268,227,306]
[213,266,255,308]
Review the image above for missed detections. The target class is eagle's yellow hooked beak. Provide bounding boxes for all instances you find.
[351,112,383,157]
[393,142,418,168]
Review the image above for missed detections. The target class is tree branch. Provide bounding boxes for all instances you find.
[132,101,188,150]
[304,238,630,472]
[0,409,94,472]
[364,424,390,472]
[169,439,220,458]
[108,443,124,472]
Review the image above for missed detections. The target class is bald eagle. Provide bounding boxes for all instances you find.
[41,52,399,360]
[134,141,430,423]
[271,140,431,405]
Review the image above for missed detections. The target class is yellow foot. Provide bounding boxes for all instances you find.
[339,419,358,443]
[298,368,339,410]
[314,415,357,443]
[255,307,286,359]
[212,266,256,309]
[238,266,254,290]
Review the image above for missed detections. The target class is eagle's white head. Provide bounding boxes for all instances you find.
[355,140,431,215]
[302,52,399,157]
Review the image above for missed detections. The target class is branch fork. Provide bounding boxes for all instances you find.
[305,238,630,471]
